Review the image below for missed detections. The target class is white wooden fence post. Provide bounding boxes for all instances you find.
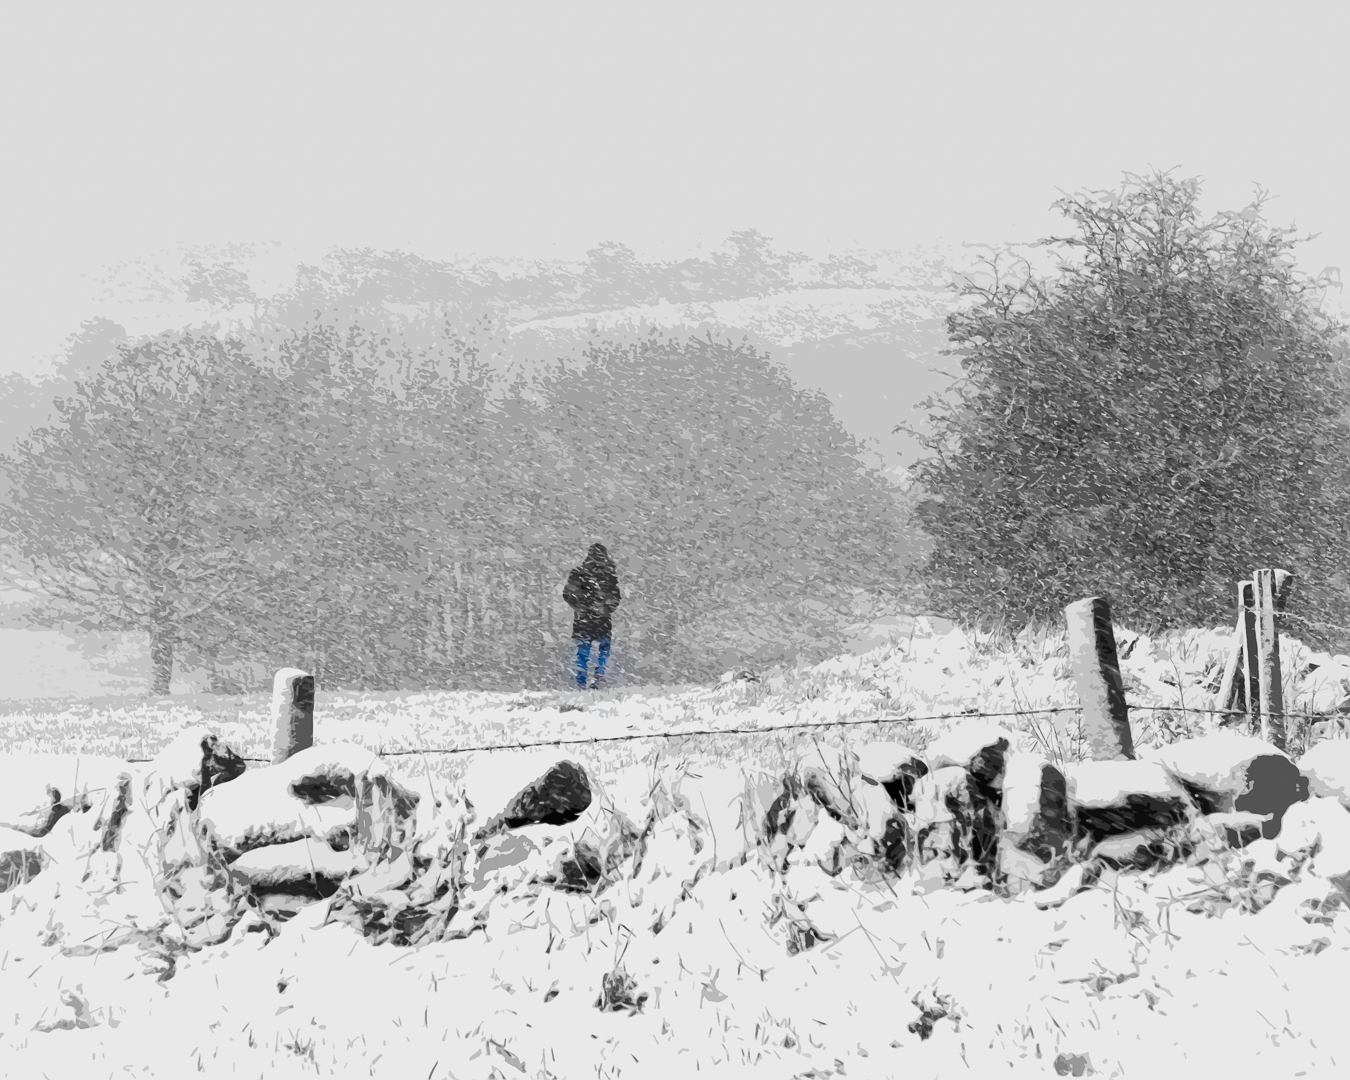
[1064,596,1136,761]
[1254,568,1295,751]
[272,667,315,765]
[1240,579,1262,733]
[1215,580,1252,718]
[1215,572,1294,736]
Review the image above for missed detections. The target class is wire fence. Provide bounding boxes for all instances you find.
[56,585,1350,766]
[118,697,1339,766]
[376,705,1080,758]
[367,701,1348,759]
[133,705,1061,763]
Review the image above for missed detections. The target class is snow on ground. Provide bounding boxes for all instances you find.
[0,627,150,700]
[4,617,1350,1077]
[510,285,953,350]
[6,836,1349,1078]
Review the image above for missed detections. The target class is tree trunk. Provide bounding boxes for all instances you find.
[478,569,492,685]
[206,653,242,695]
[543,565,559,687]
[451,561,466,686]
[150,624,175,697]
[435,586,449,685]
[465,566,476,680]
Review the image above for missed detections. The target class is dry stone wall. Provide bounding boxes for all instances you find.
[7,720,1350,966]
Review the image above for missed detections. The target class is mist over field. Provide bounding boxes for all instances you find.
[0,233,975,700]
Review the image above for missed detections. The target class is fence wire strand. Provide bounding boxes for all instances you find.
[110,698,1350,764]
[364,700,1344,759]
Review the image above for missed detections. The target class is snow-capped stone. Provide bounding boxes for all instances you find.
[541,808,644,895]
[139,726,246,812]
[0,825,46,892]
[1298,739,1350,808]
[801,765,859,831]
[1275,796,1350,879]
[0,735,245,911]
[1205,810,1276,849]
[1146,731,1307,838]
[1062,759,1196,842]
[740,764,780,821]
[340,851,416,902]
[1088,828,1201,871]
[226,836,362,897]
[476,758,593,840]
[790,809,850,875]
[846,772,910,873]
[853,740,929,811]
[464,831,547,894]
[997,752,1070,893]
[197,743,419,862]
[454,765,650,896]
[999,845,1064,896]
[912,765,972,830]
[459,748,592,840]
[761,773,820,869]
[911,765,998,887]
[923,723,1018,789]
[850,772,896,834]
[1001,752,1068,844]
[855,740,927,785]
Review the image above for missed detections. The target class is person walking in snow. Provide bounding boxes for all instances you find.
[563,543,621,689]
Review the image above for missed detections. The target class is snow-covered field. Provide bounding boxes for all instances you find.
[0,626,155,701]
[4,616,1350,1079]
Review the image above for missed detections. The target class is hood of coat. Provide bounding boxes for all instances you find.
[582,543,616,574]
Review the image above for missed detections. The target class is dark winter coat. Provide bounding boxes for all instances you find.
[563,544,621,641]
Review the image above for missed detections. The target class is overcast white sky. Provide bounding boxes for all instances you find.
[2,3,1347,385]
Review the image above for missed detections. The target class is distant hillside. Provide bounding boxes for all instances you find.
[6,234,983,474]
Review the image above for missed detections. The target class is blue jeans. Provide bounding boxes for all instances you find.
[575,637,611,687]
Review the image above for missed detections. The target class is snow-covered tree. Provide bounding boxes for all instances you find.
[904,169,1350,645]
